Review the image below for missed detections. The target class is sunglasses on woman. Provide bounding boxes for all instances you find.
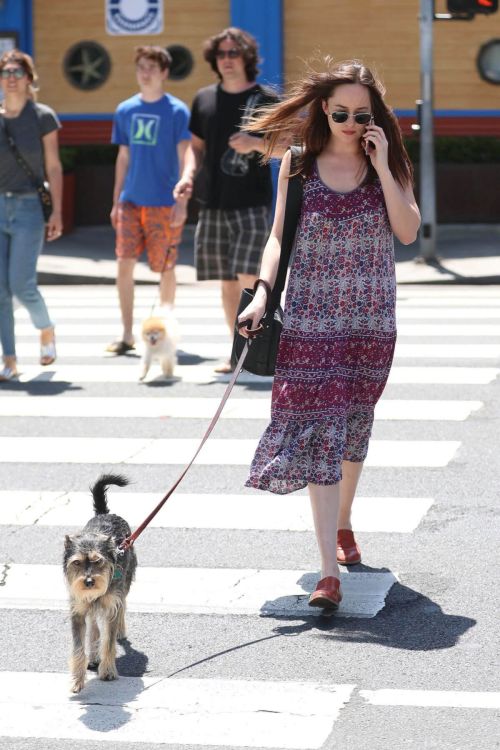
[330,111,373,125]
[1,68,26,79]
[215,48,241,60]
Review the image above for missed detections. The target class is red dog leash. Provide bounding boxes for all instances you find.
[119,332,261,551]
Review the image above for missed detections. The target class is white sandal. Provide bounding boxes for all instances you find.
[40,339,56,366]
[0,366,19,381]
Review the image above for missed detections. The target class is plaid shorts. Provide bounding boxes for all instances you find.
[115,202,183,272]
[195,205,270,281]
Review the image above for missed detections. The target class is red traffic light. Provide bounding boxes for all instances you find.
[447,0,498,12]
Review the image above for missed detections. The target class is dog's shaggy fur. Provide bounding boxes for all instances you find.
[140,309,178,380]
[63,474,137,693]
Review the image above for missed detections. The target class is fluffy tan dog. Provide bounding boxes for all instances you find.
[139,310,178,380]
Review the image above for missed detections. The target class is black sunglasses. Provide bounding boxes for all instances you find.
[330,111,373,125]
[1,68,26,80]
[215,48,241,60]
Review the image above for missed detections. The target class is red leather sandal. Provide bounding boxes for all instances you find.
[308,576,342,609]
[337,529,361,565]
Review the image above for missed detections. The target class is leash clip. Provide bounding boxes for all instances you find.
[117,537,132,555]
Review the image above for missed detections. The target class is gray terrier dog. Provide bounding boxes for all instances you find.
[63,474,137,693]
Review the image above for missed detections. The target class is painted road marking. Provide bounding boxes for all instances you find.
[15,320,500,336]
[0,396,482,422]
[387,367,498,384]
[0,492,433,533]
[10,341,500,359]
[14,322,230,337]
[0,564,397,618]
[8,364,499,385]
[0,672,354,748]
[0,437,460,467]
[397,308,500,320]
[360,689,500,709]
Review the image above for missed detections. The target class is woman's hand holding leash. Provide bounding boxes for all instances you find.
[237,279,270,339]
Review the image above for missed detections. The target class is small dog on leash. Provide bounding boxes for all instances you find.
[63,473,137,694]
[140,307,179,380]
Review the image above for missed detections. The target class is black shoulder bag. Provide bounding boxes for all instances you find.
[2,116,53,222]
[230,148,304,376]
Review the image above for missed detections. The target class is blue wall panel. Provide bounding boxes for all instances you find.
[0,0,33,55]
[230,0,283,88]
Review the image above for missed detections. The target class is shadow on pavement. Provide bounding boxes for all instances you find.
[262,579,476,652]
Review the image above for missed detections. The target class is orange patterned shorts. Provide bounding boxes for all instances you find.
[115,202,183,272]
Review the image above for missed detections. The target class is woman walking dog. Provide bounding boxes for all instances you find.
[238,59,420,609]
[0,49,62,381]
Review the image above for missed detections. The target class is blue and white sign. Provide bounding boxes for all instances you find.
[106,0,163,36]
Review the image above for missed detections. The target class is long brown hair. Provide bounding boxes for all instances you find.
[247,58,413,188]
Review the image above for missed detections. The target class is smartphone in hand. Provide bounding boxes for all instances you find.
[363,115,375,156]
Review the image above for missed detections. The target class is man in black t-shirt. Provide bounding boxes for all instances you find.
[175,27,283,373]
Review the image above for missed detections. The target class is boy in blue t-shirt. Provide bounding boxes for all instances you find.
[107,46,191,355]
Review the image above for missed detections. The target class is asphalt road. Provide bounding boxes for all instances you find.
[0,282,499,750]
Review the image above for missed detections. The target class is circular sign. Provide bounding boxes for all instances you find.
[64,41,111,91]
[477,39,500,85]
[166,44,194,81]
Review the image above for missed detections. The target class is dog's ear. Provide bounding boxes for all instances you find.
[64,534,74,550]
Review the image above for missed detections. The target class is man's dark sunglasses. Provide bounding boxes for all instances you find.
[1,68,26,80]
[330,111,373,125]
[215,48,241,60]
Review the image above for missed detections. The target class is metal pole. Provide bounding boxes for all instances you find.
[419,0,437,261]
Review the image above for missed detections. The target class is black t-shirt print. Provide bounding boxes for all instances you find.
[189,83,279,210]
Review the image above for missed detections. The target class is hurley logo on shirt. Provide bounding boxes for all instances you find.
[131,114,160,146]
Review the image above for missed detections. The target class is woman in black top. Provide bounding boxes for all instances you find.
[0,49,62,380]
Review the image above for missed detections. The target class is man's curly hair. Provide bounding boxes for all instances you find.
[203,27,259,82]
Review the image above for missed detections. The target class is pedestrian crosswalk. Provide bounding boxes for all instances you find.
[1,281,499,748]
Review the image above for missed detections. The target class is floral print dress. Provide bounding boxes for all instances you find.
[246,163,397,494]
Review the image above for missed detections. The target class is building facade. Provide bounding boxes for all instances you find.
[1,0,499,146]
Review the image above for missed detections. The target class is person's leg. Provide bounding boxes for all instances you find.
[0,214,17,376]
[159,268,176,307]
[194,209,234,373]
[145,207,181,309]
[232,205,269,305]
[8,196,55,365]
[337,410,372,565]
[111,202,142,349]
[308,482,343,608]
[116,258,136,345]
[308,482,341,579]
[338,460,364,529]
[221,279,242,332]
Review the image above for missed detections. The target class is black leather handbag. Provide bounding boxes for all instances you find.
[230,148,303,376]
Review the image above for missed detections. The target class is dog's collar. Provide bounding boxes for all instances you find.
[112,569,123,581]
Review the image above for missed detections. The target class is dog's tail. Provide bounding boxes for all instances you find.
[91,474,129,515]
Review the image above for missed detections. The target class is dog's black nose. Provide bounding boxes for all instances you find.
[84,578,94,588]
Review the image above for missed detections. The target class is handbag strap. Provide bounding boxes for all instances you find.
[269,145,304,312]
[1,115,45,192]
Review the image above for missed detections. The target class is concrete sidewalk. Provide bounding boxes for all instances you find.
[37,223,500,286]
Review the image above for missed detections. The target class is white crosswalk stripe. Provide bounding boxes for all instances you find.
[9,363,500,384]
[0,436,461,465]
[0,564,398,618]
[1,492,433,532]
[0,672,354,748]
[0,395,483,420]
[10,339,500,359]
[16,320,500,337]
[1,282,498,747]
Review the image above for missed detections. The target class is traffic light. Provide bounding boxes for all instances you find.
[447,0,498,13]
